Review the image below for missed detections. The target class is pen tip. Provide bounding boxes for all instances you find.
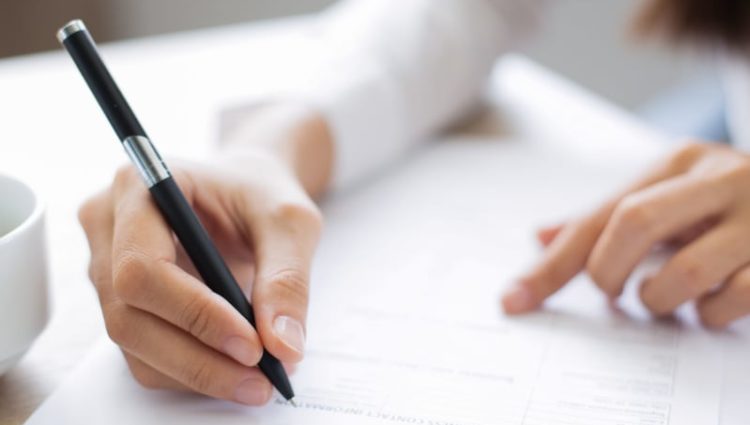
[289,398,298,408]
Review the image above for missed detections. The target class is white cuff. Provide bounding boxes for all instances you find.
[300,56,407,190]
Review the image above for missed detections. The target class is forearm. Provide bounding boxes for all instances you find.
[218,0,544,193]
[218,101,335,199]
[301,0,543,188]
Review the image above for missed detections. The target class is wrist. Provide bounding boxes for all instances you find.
[218,101,334,198]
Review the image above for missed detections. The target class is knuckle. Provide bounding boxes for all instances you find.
[128,361,162,390]
[77,198,98,228]
[720,162,750,185]
[697,305,727,328]
[78,191,112,235]
[271,201,323,237]
[181,359,215,394]
[670,253,708,290]
[87,261,109,289]
[585,257,607,291]
[699,272,750,327]
[731,269,750,292]
[586,258,619,297]
[639,284,671,316]
[526,273,559,300]
[87,263,97,284]
[533,266,560,288]
[132,373,162,390]
[112,253,151,304]
[179,295,214,339]
[265,269,309,304]
[307,207,324,234]
[104,304,134,347]
[725,268,750,300]
[612,195,654,236]
[669,142,706,169]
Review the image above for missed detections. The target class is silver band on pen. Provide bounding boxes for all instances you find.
[123,135,171,187]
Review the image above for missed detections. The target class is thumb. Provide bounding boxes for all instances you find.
[249,203,322,363]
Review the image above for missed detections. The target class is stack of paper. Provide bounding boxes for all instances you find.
[26,133,737,424]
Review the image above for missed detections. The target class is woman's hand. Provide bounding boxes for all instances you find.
[78,103,333,405]
[502,142,750,327]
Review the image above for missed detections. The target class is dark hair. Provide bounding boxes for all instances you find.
[636,0,750,50]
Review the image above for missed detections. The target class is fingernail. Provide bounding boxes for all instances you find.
[224,337,259,367]
[502,283,535,314]
[273,316,305,355]
[235,378,271,405]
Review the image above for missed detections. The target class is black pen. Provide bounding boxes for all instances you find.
[57,19,296,405]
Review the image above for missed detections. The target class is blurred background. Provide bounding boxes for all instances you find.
[1,0,714,117]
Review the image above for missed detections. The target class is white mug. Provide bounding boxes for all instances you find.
[0,173,49,375]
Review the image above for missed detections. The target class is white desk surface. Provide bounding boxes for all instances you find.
[0,16,745,425]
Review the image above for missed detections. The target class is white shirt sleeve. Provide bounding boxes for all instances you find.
[302,0,544,189]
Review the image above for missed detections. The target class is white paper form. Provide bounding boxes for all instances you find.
[26,136,726,425]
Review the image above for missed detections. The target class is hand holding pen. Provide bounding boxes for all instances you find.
[59,20,330,405]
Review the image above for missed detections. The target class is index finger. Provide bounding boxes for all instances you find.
[250,202,322,364]
[502,211,610,313]
[110,173,264,367]
[502,145,700,314]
